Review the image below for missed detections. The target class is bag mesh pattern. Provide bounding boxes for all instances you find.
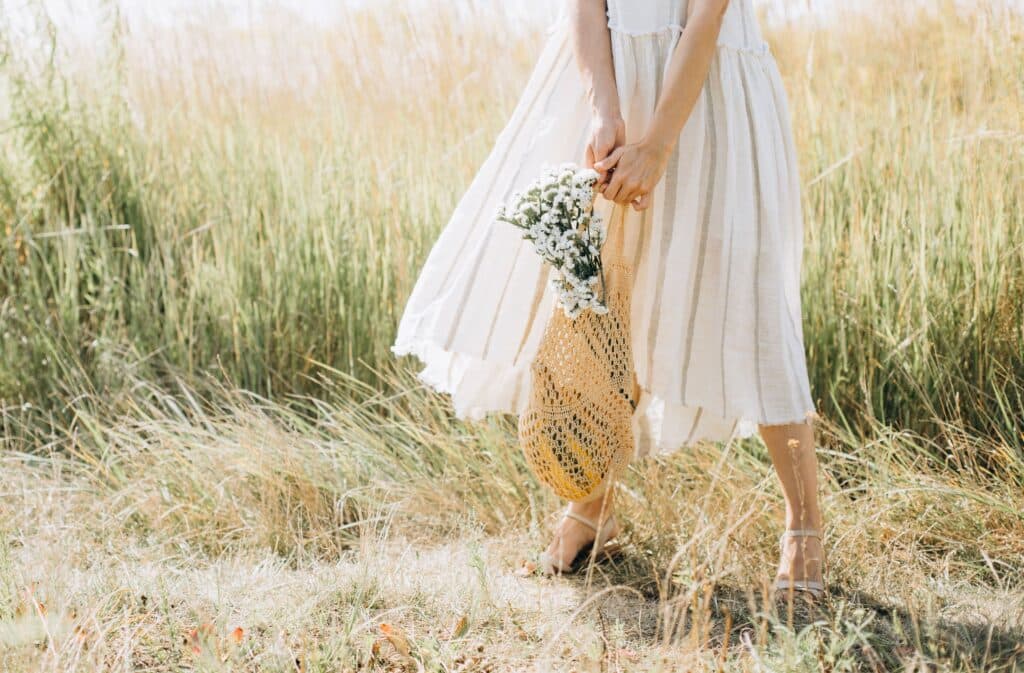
[518,208,637,501]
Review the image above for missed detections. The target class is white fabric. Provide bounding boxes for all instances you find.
[392,0,816,458]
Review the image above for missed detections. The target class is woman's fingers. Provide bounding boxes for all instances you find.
[632,193,652,211]
[588,143,613,187]
[588,140,616,189]
[620,185,641,206]
[602,166,627,202]
[613,176,644,206]
[594,146,625,173]
[598,145,658,207]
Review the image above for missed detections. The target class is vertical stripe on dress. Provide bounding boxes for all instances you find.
[719,212,736,420]
[435,41,572,299]
[644,143,681,379]
[481,121,591,360]
[511,271,549,367]
[758,60,813,416]
[632,204,650,276]
[766,64,816,414]
[738,62,769,421]
[684,407,704,446]
[442,49,574,349]
[641,39,673,380]
[679,85,718,400]
[765,84,811,418]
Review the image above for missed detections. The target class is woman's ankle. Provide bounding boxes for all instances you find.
[570,491,614,519]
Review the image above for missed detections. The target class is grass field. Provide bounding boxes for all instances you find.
[1,1,1023,671]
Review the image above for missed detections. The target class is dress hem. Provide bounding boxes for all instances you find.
[393,339,818,460]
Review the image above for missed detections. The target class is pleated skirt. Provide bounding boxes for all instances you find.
[392,17,817,459]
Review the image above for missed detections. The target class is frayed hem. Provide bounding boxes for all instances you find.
[630,388,819,460]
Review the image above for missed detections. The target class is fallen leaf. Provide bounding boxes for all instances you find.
[379,622,411,657]
[186,623,215,655]
[515,560,537,577]
[229,626,244,644]
[448,615,469,639]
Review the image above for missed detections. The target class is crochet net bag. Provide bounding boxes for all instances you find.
[518,205,637,502]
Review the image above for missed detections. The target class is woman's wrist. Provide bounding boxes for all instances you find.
[587,88,622,123]
[595,109,623,127]
[637,131,675,162]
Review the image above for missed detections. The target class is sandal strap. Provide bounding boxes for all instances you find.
[779,528,821,544]
[564,510,614,532]
[775,579,825,596]
[776,529,827,596]
[775,579,825,589]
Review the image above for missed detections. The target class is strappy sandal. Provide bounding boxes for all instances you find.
[773,528,827,602]
[539,508,621,575]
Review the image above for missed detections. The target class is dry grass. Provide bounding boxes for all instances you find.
[1,0,1023,671]
[1,371,1023,671]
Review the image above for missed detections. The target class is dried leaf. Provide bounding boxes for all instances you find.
[229,626,244,644]
[186,623,215,655]
[186,630,201,655]
[379,622,411,657]
[515,560,537,577]
[448,615,469,639]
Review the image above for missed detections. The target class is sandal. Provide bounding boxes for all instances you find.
[773,528,827,601]
[539,508,621,575]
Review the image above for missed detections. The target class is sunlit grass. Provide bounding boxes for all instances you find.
[0,1,1023,671]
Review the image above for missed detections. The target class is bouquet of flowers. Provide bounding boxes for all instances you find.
[496,163,608,318]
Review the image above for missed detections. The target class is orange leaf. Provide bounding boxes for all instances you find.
[186,623,215,655]
[448,615,469,640]
[371,638,383,658]
[378,622,411,657]
[186,629,201,654]
[229,626,244,644]
[515,560,537,577]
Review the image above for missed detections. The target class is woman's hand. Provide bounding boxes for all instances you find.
[595,138,673,211]
[585,112,626,189]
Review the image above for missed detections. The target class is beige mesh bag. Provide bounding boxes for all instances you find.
[518,205,638,502]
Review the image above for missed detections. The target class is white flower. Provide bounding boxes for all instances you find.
[498,163,608,316]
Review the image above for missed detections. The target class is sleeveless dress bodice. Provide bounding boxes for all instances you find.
[606,0,768,54]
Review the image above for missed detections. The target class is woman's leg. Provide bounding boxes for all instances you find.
[758,421,825,586]
[543,378,640,561]
[543,477,620,569]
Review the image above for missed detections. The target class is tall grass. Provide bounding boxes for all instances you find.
[1,3,1024,670]
[2,3,1022,460]
[776,4,1024,450]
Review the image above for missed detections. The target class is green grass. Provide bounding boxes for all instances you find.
[0,1,1023,671]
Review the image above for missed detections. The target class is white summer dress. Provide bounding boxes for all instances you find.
[392,0,817,459]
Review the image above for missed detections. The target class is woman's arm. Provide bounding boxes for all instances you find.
[597,0,731,210]
[568,0,625,183]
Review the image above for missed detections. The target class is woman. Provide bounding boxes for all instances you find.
[393,0,826,600]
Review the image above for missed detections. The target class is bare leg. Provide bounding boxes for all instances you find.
[541,379,640,570]
[759,420,825,587]
[542,477,620,570]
